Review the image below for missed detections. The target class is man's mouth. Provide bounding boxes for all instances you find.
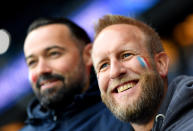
[39,79,59,88]
[116,80,138,93]
[36,74,64,89]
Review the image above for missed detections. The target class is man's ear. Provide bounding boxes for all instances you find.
[154,52,170,77]
[83,43,92,66]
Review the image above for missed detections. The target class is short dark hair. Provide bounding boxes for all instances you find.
[27,17,91,45]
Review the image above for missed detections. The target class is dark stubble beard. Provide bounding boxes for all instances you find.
[101,71,164,124]
[34,60,87,110]
[38,76,85,109]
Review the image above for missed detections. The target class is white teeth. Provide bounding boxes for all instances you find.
[117,83,135,93]
[41,81,51,86]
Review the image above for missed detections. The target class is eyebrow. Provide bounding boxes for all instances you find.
[45,45,65,52]
[25,45,65,61]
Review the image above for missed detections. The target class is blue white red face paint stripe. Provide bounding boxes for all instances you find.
[137,56,150,69]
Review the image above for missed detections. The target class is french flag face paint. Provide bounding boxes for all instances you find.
[137,56,150,69]
[28,72,37,84]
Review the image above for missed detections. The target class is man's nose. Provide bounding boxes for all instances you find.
[36,59,52,75]
[110,59,127,79]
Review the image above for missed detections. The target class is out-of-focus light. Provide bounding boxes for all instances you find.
[106,0,160,15]
[173,14,193,46]
[162,39,179,67]
[70,1,111,39]
[69,0,159,40]
[0,29,11,55]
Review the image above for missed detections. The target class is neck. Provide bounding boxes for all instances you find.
[82,80,90,93]
[131,118,154,131]
[82,69,91,93]
[43,97,74,111]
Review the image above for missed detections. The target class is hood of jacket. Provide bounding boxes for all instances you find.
[153,75,193,131]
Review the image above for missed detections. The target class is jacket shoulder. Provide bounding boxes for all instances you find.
[169,75,193,89]
[160,75,193,130]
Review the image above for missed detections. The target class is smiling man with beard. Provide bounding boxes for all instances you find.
[20,17,133,131]
[92,15,193,131]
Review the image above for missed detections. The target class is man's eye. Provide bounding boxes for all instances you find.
[49,51,61,57]
[121,53,132,59]
[27,60,36,67]
[99,63,109,70]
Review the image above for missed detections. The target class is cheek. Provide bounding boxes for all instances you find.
[58,56,80,73]
[126,58,144,71]
[97,72,108,94]
[53,61,75,75]
[124,56,150,73]
[28,72,37,84]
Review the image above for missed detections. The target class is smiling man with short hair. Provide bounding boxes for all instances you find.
[92,15,193,131]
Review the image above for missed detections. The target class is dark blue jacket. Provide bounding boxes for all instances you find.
[20,82,133,131]
[152,75,193,131]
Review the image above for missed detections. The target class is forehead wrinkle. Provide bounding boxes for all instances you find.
[25,44,62,59]
[92,40,139,68]
[44,45,65,52]
[101,24,146,45]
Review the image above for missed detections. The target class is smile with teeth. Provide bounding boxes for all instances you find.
[40,79,58,88]
[117,83,136,93]
[41,81,52,86]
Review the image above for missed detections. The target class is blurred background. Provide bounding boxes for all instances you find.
[0,0,193,130]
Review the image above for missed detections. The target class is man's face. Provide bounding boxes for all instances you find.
[24,24,88,108]
[92,24,164,124]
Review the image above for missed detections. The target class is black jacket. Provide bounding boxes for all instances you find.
[153,75,193,131]
[20,82,133,131]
